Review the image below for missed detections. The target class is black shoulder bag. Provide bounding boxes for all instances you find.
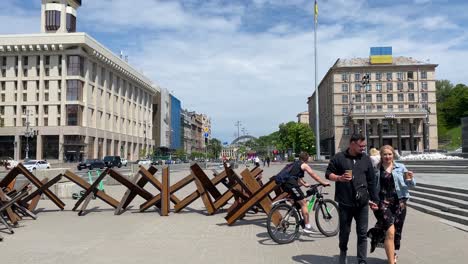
[349,159,370,208]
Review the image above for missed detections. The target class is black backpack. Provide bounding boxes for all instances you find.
[274,162,299,184]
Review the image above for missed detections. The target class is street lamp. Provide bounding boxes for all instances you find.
[361,74,370,151]
[23,110,35,160]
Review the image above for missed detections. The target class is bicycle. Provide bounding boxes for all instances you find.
[266,184,340,244]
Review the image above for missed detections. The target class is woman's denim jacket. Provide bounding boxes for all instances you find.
[374,162,416,200]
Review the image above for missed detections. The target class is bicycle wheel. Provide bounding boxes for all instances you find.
[315,199,339,237]
[267,203,300,244]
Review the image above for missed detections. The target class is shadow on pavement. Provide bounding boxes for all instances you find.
[256,231,319,245]
[292,254,386,264]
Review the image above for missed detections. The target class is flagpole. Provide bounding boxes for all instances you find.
[314,0,321,160]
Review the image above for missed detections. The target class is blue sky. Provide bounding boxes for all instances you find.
[1,0,468,143]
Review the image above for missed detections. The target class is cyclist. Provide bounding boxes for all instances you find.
[281,151,330,233]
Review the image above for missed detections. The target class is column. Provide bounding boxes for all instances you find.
[102,137,107,157]
[36,134,43,160]
[396,119,401,153]
[110,138,115,156]
[59,134,64,162]
[409,118,414,152]
[14,135,21,161]
[94,137,99,159]
[423,118,429,151]
[378,119,383,148]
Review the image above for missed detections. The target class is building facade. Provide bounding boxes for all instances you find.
[170,94,181,150]
[0,0,158,162]
[308,52,438,155]
[297,111,309,124]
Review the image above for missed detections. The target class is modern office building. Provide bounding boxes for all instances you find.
[0,0,159,162]
[308,47,438,155]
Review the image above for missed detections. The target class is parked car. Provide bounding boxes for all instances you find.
[121,158,128,167]
[103,156,122,168]
[22,160,50,172]
[77,159,106,171]
[137,159,152,165]
[0,156,19,169]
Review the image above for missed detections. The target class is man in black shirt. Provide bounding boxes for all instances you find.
[326,134,378,264]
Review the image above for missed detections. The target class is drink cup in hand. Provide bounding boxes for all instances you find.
[343,170,353,181]
[404,171,413,181]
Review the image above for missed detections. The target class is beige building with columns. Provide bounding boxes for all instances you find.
[308,55,438,155]
[0,0,158,162]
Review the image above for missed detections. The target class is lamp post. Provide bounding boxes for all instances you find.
[362,74,370,151]
[23,110,35,160]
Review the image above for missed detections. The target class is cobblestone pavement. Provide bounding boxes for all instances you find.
[0,164,467,264]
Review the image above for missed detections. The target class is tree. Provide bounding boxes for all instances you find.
[207,138,222,159]
[436,80,454,103]
[438,83,468,128]
[277,121,316,155]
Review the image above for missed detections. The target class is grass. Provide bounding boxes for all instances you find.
[438,125,461,150]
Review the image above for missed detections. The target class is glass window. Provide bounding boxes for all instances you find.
[397,72,404,80]
[355,73,360,82]
[377,105,383,111]
[66,80,83,101]
[398,104,404,110]
[66,105,79,126]
[343,127,350,135]
[376,83,382,91]
[366,94,372,102]
[408,93,415,101]
[365,73,372,80]
[397,82,403,90]
[67,55,83,76]
[365,84,371,92]
[45,10,61,31]
[100,68,105,86]
[355,105,362,110]
[386,72,392,80]
[407,71,414,79]
[66,13,76,32]
[421,71,427,79]
[342,84,348,92]
[343,117,348,125]
[342,95,348,103]
[408,82,414,90]
[388,105,393,110]
[376,94,382,102]
[421,82,428,90]
[341,73,348,81]
[355,84,361,92]
[398,93,404,101]
[386,82,393,92]
[342,107,348,114]
[355,94,361,102]
[422,93,428,101]
[387,94,393,102]
[376,72,382,80]
[366,105,372,110]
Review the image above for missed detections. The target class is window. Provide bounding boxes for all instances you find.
[409,104,415,109]
[23,93,27,101]
[365,84,371,92]
[355,84,361,92]
[45,55,50,66]
[386,72,392,80]
[365,73,372,80]
[408,93,415,101]
[366,94,372,102]
[66,105,79,126]
[397,72,404,80]
[342,95,348,103]
[342,107,348,114]
[44,118,48,126]
[376,94,382,102]
[355,73,361,82]
[421,82,428,90]
[421,71,427,79]
[366,105,372,111]
[407,71,414,80]
[45,10,61,31]
[341,84,348,92]
[388,105,393,110]
[376,83,382,91]
[66,13,77,32]
[398,104,404,110]
[408,82,414,90]
[1,82,4,91]
[398,93,404,101]
[23,68,28,77]
[422,93,428,101]
[100,68,105,86]
[23,56,28,67]
[386,82,393,92]
[341,73,348,81]
[67,55,83,76]
[377,105,383,111]
[397,82,403,90]
[45,93,49,101]
[343,117,349,125]
[343,127,350,135]
[66,80,83,101]
[23,81,27,90]
[45,68,50,76]
[376,72,382,80]
[1,94,4,102]
[387,94,393,102]
[44,105,48,114]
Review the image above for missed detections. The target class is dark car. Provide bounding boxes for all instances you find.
[103,155,122,168]
[77,159,105,170]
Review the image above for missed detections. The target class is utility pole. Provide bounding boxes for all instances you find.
[24,109,35,160]
[235,121,241,139]
[362,73,370,152]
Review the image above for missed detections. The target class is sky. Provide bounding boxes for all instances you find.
[1,0,468,144]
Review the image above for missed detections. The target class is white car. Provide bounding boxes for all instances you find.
[121,158,128,166]
[22,160,51,172]
[136,159,152,165]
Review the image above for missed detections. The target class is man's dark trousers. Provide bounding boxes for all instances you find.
[338,204,369,263]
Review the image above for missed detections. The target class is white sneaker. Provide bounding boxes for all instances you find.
[303,228,319,234]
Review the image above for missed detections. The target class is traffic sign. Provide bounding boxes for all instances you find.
[204,132,209,138]
[203,127,209,132]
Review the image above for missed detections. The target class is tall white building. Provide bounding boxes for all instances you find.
[0,0,159,162]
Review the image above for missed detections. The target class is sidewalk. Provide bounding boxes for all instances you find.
[0,165,466,263]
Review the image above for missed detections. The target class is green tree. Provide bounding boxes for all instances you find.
[277,121,316,155]
[207,138,222,159]
[436,80,454,103]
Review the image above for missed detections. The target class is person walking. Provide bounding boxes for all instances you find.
[367,145,416,264]
[325,134,379,264]
[266,156,270,167]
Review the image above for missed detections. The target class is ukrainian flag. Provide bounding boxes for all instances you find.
[370,47,393,64]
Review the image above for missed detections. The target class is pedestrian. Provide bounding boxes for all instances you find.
[369,147,380,168]
[367,145,416,264]
[266,156,270,167]
[263,157,266,167]
[325,134,379,264]
[254,156,260,167]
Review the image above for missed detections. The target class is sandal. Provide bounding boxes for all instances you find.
[394,253,398,263]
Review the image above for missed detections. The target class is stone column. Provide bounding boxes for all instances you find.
[36,134,43,160]
[110,138,115,156]
[378,119,383,148]
[409,118,414,152]
[396,119,401,153]
[94,137,99,159]
[59,134,64,162]
[14,135,21,161]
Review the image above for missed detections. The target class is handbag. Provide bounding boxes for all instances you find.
[351,179,369,207]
